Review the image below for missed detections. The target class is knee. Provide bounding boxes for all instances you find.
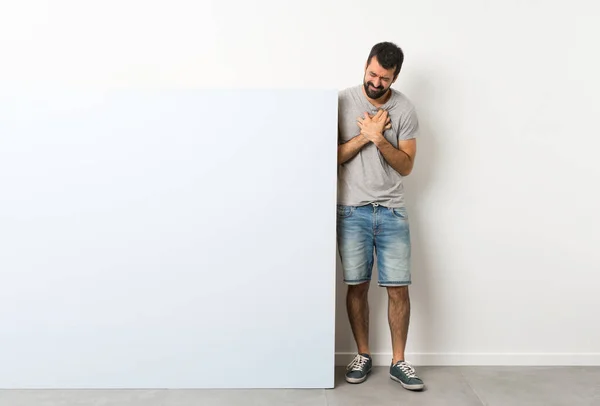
[387,285,409,302]
[348,281,370,297]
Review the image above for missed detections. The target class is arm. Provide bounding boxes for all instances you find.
[338,134,370,165]
[358,108,418,176]
[338,112,391,165]
[374,137,416,176]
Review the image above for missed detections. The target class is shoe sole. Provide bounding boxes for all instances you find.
[345,368,371,384]
[390,374,424,390]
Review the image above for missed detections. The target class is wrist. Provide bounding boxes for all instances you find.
[358,132,371,144]
[372,132,386,147]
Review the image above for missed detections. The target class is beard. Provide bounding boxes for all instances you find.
[363,81,388,99]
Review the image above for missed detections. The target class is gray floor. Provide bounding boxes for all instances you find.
[1,366,599,406]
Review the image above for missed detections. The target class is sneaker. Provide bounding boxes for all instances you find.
[345,353,372,383]
[389,360,424,390]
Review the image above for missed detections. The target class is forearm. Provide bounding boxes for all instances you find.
[338,135,370,165]
[374,137,414,176]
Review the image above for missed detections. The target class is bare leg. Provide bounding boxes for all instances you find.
[346,282,370,355]
[387,286,410,363]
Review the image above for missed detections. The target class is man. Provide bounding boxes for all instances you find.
[337,41,424,391]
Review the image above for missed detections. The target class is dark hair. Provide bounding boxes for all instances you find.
[367,42,404,79]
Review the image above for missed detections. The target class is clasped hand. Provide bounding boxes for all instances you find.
[357,109,391,144]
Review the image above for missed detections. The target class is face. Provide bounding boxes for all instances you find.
[363,56,396,100]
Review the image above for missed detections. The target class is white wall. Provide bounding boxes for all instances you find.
[1,0,599,367]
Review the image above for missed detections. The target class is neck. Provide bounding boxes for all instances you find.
[362,86,391,108]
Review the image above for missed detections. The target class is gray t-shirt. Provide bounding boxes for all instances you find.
[337,84,420,208]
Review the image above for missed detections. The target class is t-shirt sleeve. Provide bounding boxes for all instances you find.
[337,90,349,145]
[397,106,420,141]
[337,93,343,144]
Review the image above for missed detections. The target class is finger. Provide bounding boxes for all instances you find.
[374,109,384,120]
[384,123,391,130]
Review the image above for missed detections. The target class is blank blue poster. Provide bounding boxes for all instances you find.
[0,89,337,389]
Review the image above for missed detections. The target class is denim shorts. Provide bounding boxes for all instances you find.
[336,203,411,286]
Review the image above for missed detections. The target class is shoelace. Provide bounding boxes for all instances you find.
[348,354,369,371]
[395,361,417,378]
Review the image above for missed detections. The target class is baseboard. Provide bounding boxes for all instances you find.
[335,352,600,366]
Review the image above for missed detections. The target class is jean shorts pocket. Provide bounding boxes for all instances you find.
[391,207,408,219]
[337,205,354,218]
